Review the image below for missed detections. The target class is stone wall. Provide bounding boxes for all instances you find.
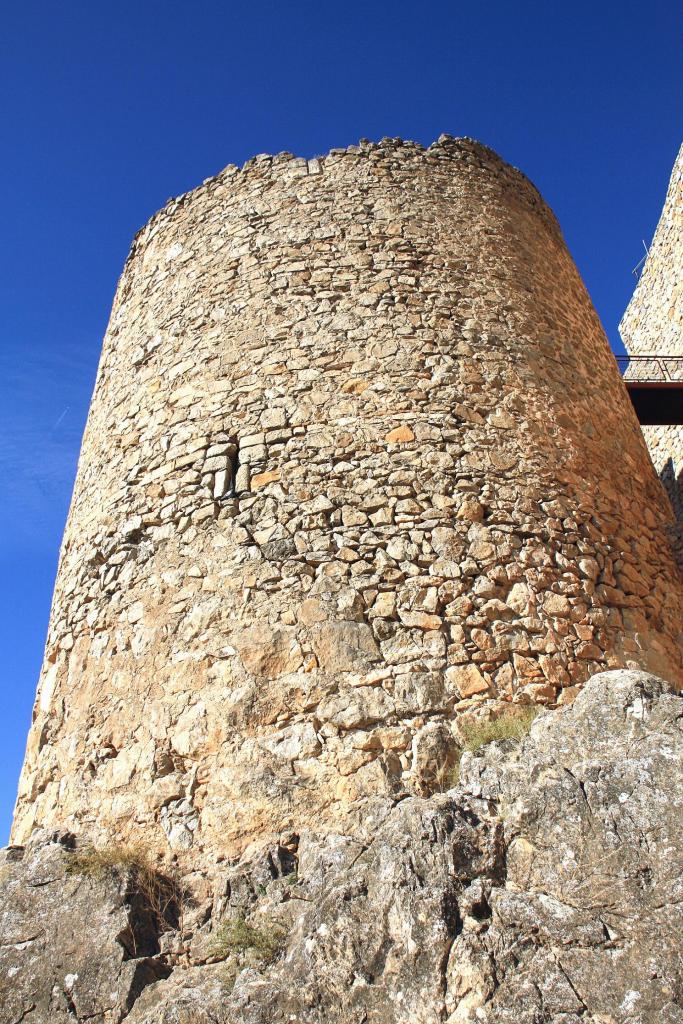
[640,424,683,523]
[12,136,683,875]
[620,143,683,521]
[620,143,682,356]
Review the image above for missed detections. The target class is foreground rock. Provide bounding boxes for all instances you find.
[3,670,683,1023]
[0,837,173,1022]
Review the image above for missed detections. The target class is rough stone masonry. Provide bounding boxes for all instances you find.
[11,135,683,878]
[620,142,683,522]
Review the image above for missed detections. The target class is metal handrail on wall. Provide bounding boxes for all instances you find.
[616,355,683,383]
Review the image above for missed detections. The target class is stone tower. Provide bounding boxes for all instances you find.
[620,143,683,521]
[12,136,683,871]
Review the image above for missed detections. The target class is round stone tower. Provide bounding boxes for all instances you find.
[13,136,683,868]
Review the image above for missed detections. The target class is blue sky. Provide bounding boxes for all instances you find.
[0,0,680,842]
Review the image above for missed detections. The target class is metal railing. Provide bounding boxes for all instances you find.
[616,355,683,383]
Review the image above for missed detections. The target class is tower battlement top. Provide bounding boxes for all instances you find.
[128,134,559,265]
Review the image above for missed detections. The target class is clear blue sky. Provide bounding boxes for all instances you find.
[0,0,680,842]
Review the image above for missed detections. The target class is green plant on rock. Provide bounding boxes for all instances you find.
[207,914,285,967]
[219,960,240,993]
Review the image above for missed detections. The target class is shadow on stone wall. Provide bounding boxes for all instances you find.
[661,459,683,568]
[661,458,683,521]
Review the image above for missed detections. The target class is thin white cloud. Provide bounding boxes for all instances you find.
[0,337,98,549]
[51,406,70,430]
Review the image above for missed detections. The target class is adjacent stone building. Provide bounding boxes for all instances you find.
[620,143,683,521]
[12,136,683,873]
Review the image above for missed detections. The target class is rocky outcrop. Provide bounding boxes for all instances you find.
[0,836,174,1023]
[3,669,683,1022]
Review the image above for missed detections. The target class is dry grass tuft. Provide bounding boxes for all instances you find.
[441,705,540,790]
[65,843,152,880]
[458,705,539,752]
[65,843,183,946]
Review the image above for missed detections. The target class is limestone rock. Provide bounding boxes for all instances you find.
[309,620,381,673]
[0,834,172,1023]
[8,670,681,1023]
[124,669,683,1024]
[233,624,303,679]
[384,425,415,444]
[446,663,489,697]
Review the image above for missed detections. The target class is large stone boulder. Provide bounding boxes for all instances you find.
[3,669,683,1023]
[0,835,172,1023]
